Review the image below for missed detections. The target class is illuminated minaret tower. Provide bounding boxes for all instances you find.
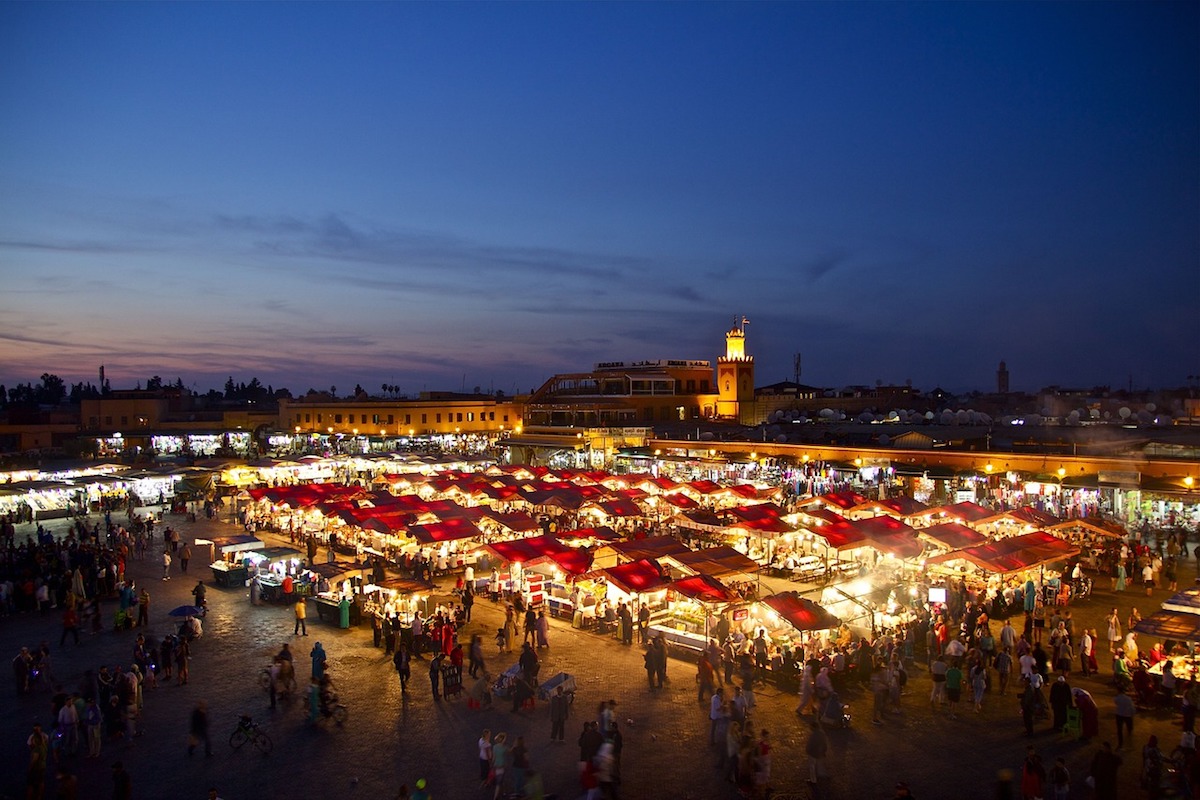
[716,316,755,421]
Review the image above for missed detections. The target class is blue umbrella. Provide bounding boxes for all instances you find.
[168,605,203,617]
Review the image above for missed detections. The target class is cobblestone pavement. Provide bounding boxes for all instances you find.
[1,512,1192,800]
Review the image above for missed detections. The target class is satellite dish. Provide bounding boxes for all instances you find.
[925,411,935,420]
[1146,403,1156,412]
[775,435,788,444]
[1119,407,1131,419]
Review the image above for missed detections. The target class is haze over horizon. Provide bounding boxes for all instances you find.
[2,3,1197,397]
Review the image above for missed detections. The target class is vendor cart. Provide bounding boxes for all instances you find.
[537,671,576,703]
[492,663,523,699]
[441,664,463,699]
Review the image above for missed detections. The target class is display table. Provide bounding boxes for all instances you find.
[312,595,361,626]
[210,561,248,588]
[648,623,707,655]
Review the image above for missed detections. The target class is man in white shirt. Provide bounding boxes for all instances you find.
[1019,651,1037,681]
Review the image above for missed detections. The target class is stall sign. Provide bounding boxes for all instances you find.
[928,587,947,604]
[732,608,749,621]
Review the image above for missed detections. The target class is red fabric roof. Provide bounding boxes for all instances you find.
[584,499,644,518]
[660,493,699,509]
[555,526,620,542]
[817,490,869,510]
[917,501,995,524]
[606,536,691,561]
[761,592,841,632]
[600,558,670,595]
[920,522,989,551]
[807,518,868,550]
[927,530,1078,573]
[672,574,735,604]
[669,546,760,579]
[485,511,541,532]
[728,504,783,522]
[685,480,723,495]
[406,518,484,544]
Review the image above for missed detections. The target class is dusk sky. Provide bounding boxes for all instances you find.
[1,2,1197,398]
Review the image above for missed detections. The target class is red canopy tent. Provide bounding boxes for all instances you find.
[919,522,989,551]
[761,592,841,632]
[598,558,670,595]
[672,574,736,604]
[406,518,484,544]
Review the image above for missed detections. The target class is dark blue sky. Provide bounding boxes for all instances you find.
[1,2,1196,396]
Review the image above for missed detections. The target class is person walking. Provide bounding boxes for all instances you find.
[393,643,411,694]
[1088,741,1122,800]
[60,605,80,646]
[294,598,308,636]
[1114,686,1135,748]
[478,729,493,786]
[805,719,829,797]
[429,652,444,700]
[161,550,172,580]
[310,641,326,680]
[188,701,211,756]
[550,686,569,742]
[469,634,485,679]
[180,543,192,574]
[136,588,150,629]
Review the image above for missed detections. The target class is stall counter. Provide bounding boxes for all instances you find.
[210,561,248,588]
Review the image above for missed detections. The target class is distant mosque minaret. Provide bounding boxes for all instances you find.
[997,360,1009,394]
[717,316,755,422]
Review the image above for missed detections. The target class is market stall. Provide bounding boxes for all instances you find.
[750,591,842,654]
[202,535,265,587]
[648,573,737,654]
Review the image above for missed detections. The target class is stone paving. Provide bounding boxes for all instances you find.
[1,511,1192,800]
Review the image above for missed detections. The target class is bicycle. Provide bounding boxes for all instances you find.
[229,715,273,754]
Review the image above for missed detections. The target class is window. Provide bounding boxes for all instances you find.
[686,380,695,392]
[436,414,441,423]
[372,414,380,424]
[405,414,411,425]
[361,414,367,424]
[317,414,322,423]
[89,416,98,427]
[700,380,709,392]
[489,412,495,421]
[387,414,394,425]
[120,416,128,425]
[421,414,427,424]
[456,413,463,422]
[503,415,509,422]
[305,414,311,423]
[467,412,474,422]
[335,414,343,424]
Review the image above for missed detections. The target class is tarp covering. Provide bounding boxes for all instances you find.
[666,546,760,580]
[581,499,644,518]
[761,591,841,632]
[853,497,930,518]
[484,511,541,533]
[1046,517,1128,539]
[591,536,690,570]
[598,558,670,595]
[659,493,699,510]
[1163,587,1200,614]
[913,501,995,525]
[852,516,924,559]
[920,522,989,551]
[926,531,1078,573]
[406,518,483,544]
[798,490,870,511]
[209,535,264,553]
[1134,610,1200,641]
[555,526,620,542]
[672,573,736,604]
[373,577,436,595]
[306,561,363,579]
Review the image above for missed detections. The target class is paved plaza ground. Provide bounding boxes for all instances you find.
[1,510,1192,800]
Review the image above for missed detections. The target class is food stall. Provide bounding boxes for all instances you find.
[751,591,842,654]
[1140,587,1200,683]
[245,547,305,601]
[590,536,690,570]
[649,573,737,655]
[306,561,367,625]
[202,535,265,588]
[588,558,672,637]
[362,576,436,636]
